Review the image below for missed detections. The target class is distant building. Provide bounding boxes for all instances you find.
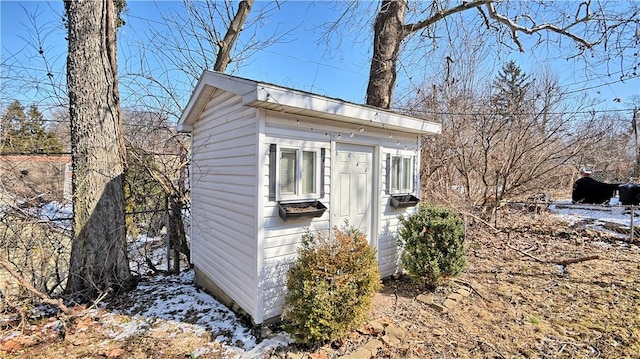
[0,155,72,203]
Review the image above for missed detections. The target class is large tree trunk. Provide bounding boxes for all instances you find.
[65,0,132,300]
[366,0,407,109]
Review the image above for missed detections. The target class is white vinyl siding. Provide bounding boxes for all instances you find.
[183,75,433,323]
[259,115,332,320]
[190,90,260,319]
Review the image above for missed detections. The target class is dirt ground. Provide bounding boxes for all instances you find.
[2,210,640,358]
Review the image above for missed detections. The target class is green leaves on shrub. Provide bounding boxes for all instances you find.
[282,226,381,346]
[397,204,467,288]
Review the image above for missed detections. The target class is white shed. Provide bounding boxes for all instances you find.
[177,71,441,324]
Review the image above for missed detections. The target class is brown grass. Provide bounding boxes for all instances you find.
[2,210,640,358]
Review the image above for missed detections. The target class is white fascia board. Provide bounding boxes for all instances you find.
[179,70,441,135]
[245,84,441,135]
[177,80,214,132]
[177,123,193,132]
[177,71,257,132]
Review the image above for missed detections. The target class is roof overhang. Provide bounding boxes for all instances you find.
[177,71,441,135]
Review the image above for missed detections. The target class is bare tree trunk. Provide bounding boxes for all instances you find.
[65,0,131,300]
[169,195,187,273]
[366,0,407,109]
[170,145,189,270]
[213,0,255,71]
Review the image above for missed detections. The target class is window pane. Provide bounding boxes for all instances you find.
[280,150,297,194]
[302,151,316,194]
[402,157,412,190]
[391,157,400,191]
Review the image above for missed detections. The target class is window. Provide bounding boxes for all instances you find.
[389,155,413,193]
[301,151,316,194]
[277,147,318,198]
[279,149,297,194]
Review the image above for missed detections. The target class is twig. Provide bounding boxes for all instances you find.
[507,244,546,263]
[145,257,168,275]
[88,289,111,310]
[452,278,486,300]
[507,244,600,266]
[0,256,70,314]
[555,255,600,266]
[479,339,506,359]
[462,210,500,234]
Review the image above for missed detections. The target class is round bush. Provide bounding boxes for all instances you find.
[397,204,466,288]
[282,226,381,346]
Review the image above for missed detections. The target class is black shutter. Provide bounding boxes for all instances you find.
[385,153,391,194]
[320,148,326,197]
[268,144,276,201]
[412,155,417,193]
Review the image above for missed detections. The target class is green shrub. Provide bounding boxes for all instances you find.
[282,226,381,346]
[397,204,467,288]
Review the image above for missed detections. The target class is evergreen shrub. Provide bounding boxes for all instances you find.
[397,204,467,288]
[282,226,381,346]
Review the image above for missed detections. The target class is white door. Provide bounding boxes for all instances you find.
[334,143,374,245]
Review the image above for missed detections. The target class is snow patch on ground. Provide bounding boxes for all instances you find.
[103,269,291,356]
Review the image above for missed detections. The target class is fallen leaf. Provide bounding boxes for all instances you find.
[0,339,21,352]
[107,348,126,358]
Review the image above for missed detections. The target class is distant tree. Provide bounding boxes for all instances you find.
[120,0,274,272]
[122,110,189,272]
[0,100,63,154]
[65,0,132,300]
[415,58,612,211]
[48,108,72,152]
[491,60,530,117]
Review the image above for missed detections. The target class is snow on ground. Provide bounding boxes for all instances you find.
[111,236,291,358]
[117,271,254,344]
[550,198,630,224]
[39,201,72,221]
[549,197,640,240]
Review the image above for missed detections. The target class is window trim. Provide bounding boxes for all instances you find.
[270,143,323,201]
[387,154,415,194]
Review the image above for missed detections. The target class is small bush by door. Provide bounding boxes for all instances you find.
[282,226,381,346]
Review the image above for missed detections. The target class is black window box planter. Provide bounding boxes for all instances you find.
[278,200,327,221]
[389,194,420,208]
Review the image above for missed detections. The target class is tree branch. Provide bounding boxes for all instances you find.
[402,0,490,35]
[0,255,70,314]
[484,2,595,52]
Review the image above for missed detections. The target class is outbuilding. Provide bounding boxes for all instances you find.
[177,71,441,324]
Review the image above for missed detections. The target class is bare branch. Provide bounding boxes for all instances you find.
[484,2,595,52]
[402,0,490,36]
[0,255,70,314]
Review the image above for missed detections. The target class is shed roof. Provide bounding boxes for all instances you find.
[177,71,441,135]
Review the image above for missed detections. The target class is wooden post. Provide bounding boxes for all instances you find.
[166,196,171,272]
[494,170,499,228]
[631,205,635,243]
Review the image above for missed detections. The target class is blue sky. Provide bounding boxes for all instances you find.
[0,1,373,114]
[1,0,638,120]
